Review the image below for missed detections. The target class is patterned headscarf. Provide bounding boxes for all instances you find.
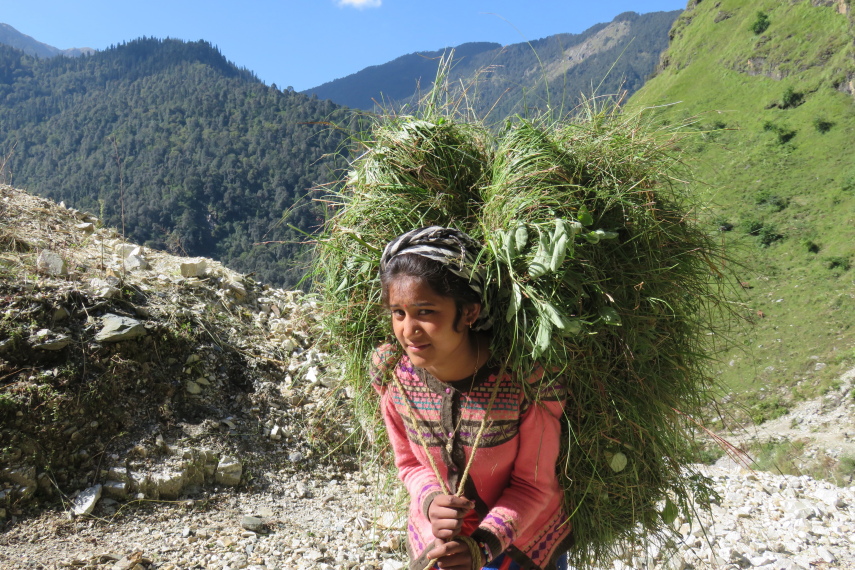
[380,226,494,331]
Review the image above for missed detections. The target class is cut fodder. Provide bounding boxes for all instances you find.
[314,103,740,567]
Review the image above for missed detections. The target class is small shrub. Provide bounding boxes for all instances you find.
[813,117,834,133]
[781,87,804,109]
[762,121,797,144]
[749,398,790,425]
[713,215,733,231]
[824,256,851,271]
[838,456,855,483]
[744,218,764,236]
[756,191,788,212]
[751,11,771,35]
[758,224,784,247]
[776,128,796,144]
[803,240,820,254]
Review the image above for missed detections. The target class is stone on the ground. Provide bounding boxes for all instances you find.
[90,277,121,298]
[72,484,102,516]
[180,259,207,278]
[95,314,146,342]
[240,516,264,532]
[102,481,128,500]
[32,329,71,350]
[113,242,137,258]
[36,250,67,276]
[125,253,149,271]
[150,470,185,500]
[215,456,242,486]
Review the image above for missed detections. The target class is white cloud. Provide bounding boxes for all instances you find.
[337,0,382,9]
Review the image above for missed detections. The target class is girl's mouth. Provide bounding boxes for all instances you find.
[408,343,430,352]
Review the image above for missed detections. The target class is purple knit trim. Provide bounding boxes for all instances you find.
[408,521,425,552]
[482,512,516,545]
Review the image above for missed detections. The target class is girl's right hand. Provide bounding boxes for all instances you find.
[428,494,475,540]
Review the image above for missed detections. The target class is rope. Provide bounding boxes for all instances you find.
[389,358,509,570]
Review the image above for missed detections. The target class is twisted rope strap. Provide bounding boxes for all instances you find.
[389,360,509,570]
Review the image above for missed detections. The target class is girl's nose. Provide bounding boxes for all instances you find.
[403,315,420,337]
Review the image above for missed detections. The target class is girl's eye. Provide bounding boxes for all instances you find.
[418,309,433,316]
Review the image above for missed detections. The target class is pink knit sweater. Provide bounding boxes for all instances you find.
[371,344,573,570]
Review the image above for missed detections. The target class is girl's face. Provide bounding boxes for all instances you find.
[387,275,480,383]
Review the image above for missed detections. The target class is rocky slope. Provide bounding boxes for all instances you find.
[1,184,853,570]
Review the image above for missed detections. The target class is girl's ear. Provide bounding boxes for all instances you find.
[463,303,482,327]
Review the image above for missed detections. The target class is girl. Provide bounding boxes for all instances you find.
[371,226,572,570]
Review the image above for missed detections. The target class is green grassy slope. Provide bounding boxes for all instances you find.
[629,0,855,422]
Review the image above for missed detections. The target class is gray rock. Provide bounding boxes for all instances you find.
[125,254,150,271]
[240,516,264,532]
[90,278,121,299]
[180,259,207,278]
[95,314,146,342]
[150,470,185,500]
[289,451,305,463]
[36,250,67,276]
[32,329,71,351]
[72,484,102,516]
[215,456,242,486]
[185,380,202,395]
[113,242,137,258]
[102,481,128,500]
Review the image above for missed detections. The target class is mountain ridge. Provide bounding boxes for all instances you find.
[0,22,94,58]
[303,10,681,118]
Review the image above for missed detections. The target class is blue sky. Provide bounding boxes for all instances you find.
[3,0,686,92]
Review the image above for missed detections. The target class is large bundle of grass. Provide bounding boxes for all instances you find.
[314,101,736,566]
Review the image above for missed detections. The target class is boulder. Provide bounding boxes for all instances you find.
[72,484,102,516]
[95,314,146,343]
[36,250,67,276]
[180,259,207,278]
[215,456,242,486]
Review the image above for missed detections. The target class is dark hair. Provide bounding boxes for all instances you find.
[380,254,481,332]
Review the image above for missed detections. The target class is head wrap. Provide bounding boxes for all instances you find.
[380,226,494,331]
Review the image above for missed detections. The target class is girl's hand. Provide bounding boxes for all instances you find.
[426,538,474,570]
[427,495,474,540]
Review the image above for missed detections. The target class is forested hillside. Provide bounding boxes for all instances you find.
[0,38,352,286]
[305,10,680,119]
[629,0,855,416]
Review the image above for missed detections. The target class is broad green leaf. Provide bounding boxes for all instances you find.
[660,497,679,525]
[540,300,565,329]
[506,283,522,323]
[583,231,600,244]
[577,205,594,227]
[560,317,583,335]
[599,306,622,325]
[514,223,528,251]
[552,218,566,242]
[528,232,551,278]
[550,234,568,271]
[609,452,628,473]
[534,317,551,357]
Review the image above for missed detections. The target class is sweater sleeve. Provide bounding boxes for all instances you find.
[379,387,445,517]
[470,395,565,561]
